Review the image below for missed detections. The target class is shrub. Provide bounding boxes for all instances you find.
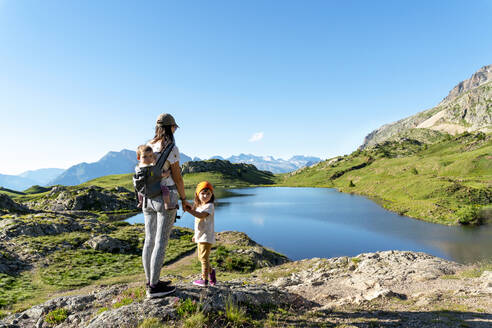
[225,296,249,327]
[456,206,481,225]
[44,308,68,325]
[349,180,355,187]
[411,167,419,175]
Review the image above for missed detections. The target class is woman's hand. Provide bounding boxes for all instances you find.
[182,199,191,212]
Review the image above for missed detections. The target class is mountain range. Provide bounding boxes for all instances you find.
[0,151,320,190]
[220,154,321,173]
[361,64,492,148]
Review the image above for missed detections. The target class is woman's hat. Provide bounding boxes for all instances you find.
[196,181,214,195]
[156,113,178,127]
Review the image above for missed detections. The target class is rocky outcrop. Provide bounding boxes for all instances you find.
[0,194,30,214]
[2,250,491,328]
[361,65,492,149]
[216,231,290,268]
[0,213,103,242]
[181,159,275,185]
[440,64,492,104]
[0,282,311,328]
[25,186,137,212]
[265,251,462,307]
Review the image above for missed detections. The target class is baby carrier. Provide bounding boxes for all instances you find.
[133,142,175,205]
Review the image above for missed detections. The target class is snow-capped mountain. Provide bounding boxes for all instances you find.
[223,154,322,173]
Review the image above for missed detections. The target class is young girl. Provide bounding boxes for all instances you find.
[186,181,217,287]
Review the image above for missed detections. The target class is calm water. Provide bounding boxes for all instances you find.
[126,187,492,264]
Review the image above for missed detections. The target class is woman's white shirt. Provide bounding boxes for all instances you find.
[147,140,180,186]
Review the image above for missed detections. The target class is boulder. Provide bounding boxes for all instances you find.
[85,235,132,253]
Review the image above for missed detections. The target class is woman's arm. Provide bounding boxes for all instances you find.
[170,161,191,209]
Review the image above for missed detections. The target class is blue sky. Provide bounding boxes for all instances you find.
[1,0,491,174]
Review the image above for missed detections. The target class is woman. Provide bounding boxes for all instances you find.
[142,113,191,298]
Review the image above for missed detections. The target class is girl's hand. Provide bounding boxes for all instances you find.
[182,199,191,211]
[192,236,195,242]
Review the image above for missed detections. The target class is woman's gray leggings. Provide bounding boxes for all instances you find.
[142,196,176,286]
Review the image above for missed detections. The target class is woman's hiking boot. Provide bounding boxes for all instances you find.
[146,283,176,298]
[146,280,172,288]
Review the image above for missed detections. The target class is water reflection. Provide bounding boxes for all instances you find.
[125,187,492,264]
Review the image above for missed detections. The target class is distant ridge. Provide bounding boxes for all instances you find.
[0,174,38,191]
[48,149,193,186]
[361,64,492,149]
[19,168,65,185]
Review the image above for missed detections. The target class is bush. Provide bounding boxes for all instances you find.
[456,206,481,225]
[45,308,68,325]
[349,180,355,187]
[411,167,419,175]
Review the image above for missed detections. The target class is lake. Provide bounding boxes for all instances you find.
[126,187,492,264]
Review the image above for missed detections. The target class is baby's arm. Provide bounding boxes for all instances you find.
[186,208,209,220]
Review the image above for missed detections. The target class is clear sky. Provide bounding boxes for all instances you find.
[1,0,491,174]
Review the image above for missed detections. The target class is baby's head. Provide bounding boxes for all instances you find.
[137,145,155,165]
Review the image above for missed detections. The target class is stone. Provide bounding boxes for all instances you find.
[85,235,131,253]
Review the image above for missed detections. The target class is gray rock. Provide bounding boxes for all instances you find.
[0,194,30,213]
[85,235,131,253]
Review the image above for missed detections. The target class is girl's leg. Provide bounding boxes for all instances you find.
[198,243,212,280]
[142,204,157,284]
[149,206,176,285]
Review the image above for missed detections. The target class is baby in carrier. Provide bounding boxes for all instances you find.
[135,145,173,209]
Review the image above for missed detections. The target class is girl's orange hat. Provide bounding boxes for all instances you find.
[195,181,214,196]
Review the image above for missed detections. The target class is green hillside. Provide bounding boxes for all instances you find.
[278,132,492,225]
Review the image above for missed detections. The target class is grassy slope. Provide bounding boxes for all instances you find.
[278,133,492,225]
[0,170,275,208]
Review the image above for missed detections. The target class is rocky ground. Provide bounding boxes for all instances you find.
[1,248,491,327]
[24,186,137,212]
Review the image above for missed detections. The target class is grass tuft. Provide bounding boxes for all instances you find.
[44,308,68,325]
